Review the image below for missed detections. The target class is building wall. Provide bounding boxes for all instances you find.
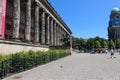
[0,0,2,29]
[108,8,120,43]
[0,0,72,54]
[108,27,120,42]
[0,40,49,54]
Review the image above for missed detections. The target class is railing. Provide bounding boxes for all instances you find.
[0,52,71,79]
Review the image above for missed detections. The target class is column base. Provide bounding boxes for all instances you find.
[46,42,50,45]
[35,42,40,45]
[0,35,4,40]
[40,42,45,45]
[12,38,20,42]
[25,40,32,44]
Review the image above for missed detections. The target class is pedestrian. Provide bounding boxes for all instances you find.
[110,49,115,58]
[105,49,108,54]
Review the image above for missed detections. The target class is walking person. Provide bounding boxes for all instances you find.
[110,49,115,58]
[105,49,108,54]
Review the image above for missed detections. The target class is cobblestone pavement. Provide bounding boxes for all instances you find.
[3,52,120,80]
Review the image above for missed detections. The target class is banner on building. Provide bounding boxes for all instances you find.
[1,0,6,38]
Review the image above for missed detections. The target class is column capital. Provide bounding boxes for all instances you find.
[34,1,39,6]
[39,8,46,15]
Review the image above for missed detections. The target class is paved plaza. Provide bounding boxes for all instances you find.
[3,52,120,80]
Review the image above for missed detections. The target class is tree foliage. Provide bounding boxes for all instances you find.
[86,38,94,49]
[94,41,101,49]
[72,36,108,50]
[102,41,108,48]
[108,39,115,49]
[72,37,86,50]
[116,38,120,49]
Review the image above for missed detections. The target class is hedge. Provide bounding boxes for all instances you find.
[0,49,71,79]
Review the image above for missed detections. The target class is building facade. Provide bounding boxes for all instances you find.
[0,0,72,54]
[108,7,120,44]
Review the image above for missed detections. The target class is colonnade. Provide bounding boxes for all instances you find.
[0,0,72,46]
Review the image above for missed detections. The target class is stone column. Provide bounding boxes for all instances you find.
[59,27,62,46]
[12,0,20,40]
[53,20,55,46]
[50,19,53,46]
[65,31,68,44]
[64,31,66,45]
[63,30,65,45]
[0,0,2,38]
[58,25,60,46]
[25,0,31,42]
[61,28,64,45]
[41,9,45,45]
[61,28,63,45]
[56,24,59,46]
[46,15,50,45]
[54,22,57,46]
[35,5,39,44]
[70,35,72,53]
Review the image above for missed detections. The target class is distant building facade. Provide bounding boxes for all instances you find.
[0,0,72,54]
[108,7,120,43]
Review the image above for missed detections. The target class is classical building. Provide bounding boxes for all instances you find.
[108,7,120,44]
[0,0,72,54]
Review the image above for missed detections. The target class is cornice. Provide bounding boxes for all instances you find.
[39,0,72,34]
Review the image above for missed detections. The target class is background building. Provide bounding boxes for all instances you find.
[0,0,72,54]
[108,7,120,46]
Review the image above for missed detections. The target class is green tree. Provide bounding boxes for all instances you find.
[86,38,94,49]
[94,36,100,42]
[72,37,86,50]
[109,39,115,49]
[116,38,120,49]
[102,41,108,48]
[94,41,101,49]
[78,38,86,50]
[94,36,108,48]
[99,38,108,48]
[72,37,81,49]
[72,36,108,51]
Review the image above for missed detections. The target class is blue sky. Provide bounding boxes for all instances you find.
[48,0,120,39]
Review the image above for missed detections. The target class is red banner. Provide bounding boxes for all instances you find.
[1,0,6,38]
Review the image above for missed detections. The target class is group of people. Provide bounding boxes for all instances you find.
[110,49,120,58]
[104,49,120,58]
